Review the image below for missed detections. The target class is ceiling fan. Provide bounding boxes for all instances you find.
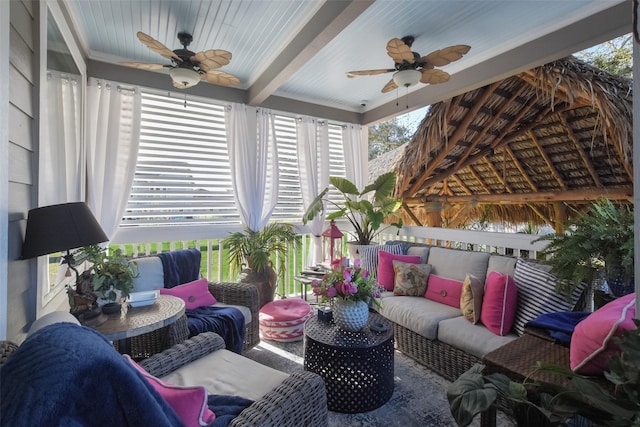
[347,36,470,93]
[120,32,240,89]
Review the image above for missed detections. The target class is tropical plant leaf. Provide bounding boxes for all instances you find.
[361,171,396,201]
[330,176,359,195]
[302,188,329,224]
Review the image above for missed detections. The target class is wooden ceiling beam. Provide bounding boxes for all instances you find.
[455,83,529,169]
[404,82,500,197]
[528,130,567,190]
[401,202,423,226]
[420,104,573,190]
[526,203,552,224]
[468,165,491,194]
[406,186,633,204]
[558,113,603,188]
[504,145,537,191]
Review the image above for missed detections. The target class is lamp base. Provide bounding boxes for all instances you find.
[77,307,107,327]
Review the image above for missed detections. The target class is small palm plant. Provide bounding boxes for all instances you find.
[226,223,299,286]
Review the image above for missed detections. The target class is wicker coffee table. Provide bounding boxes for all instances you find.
[304,312,394,413]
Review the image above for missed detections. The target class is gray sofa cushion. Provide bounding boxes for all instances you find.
[379,296,461,340]
[407,246,430,263]
[486,255,517,281]
[427,247,490,282]
[437,316,517,358]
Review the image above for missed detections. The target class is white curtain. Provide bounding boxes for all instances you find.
[343,123,369,188]
[40,71,83,205]
[297,117,330,265]
[225,103,279,230]
[85,78,141,239]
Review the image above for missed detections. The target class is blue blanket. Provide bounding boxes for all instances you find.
[187,306,246,354]
[208,394,254,427]
[526,311,590,346]
[158,248,202,288]
[0,323,185,427]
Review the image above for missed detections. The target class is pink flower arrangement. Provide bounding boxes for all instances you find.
[311,259,382,308]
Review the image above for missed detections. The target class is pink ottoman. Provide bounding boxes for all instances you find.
[259,299,314,342]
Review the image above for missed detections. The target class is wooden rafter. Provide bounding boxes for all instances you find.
[483,156,512,193]
[454,83,529,169]
[450,173,472,195]
[419,104,573,190]
[468,165,491,194]
[558,113,603,188]
[525,203,551,224]
[504,145,537,191]
[401,202,423,226]
[404,82,500,197]
[528,130,567,190]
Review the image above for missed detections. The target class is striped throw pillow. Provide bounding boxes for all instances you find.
[512,258,584,336]
[358,244,404,281]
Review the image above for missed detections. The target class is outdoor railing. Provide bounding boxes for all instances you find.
[108,224,549,298]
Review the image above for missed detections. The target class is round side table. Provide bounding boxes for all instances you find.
[303,312,394,413]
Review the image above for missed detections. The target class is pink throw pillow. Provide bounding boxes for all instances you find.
[159,278,216,310]
[124,355,216,426]
[378,251,421,291]
[424,274,464,308]
[480,272,517,336]
[570,293,636,375]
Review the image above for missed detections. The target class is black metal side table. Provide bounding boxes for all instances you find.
[303,312,394,413]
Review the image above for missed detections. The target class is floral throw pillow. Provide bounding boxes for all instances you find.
[460,273,484,324]
[392,261,432,296]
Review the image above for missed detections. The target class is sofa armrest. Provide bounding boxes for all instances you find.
[138,332,225,377]
[230,371,328,427]
[209,281,260,351]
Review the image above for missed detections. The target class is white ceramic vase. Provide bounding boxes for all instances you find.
[333,299,369,332]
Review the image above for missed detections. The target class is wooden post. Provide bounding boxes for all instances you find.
[424,202,443,246]
[553,203,566,233]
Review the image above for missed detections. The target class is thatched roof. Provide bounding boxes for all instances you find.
[385,56,633,229]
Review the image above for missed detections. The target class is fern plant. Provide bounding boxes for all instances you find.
[534,198,634,297]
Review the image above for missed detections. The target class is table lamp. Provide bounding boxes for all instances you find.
[22,202,109,321]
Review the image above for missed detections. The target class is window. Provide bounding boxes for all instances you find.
[123,91,349,227]
[122,92,238,226]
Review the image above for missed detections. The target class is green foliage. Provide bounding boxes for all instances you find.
[368,117,414,160]
[75,245,138,301]
[302,172,403,245]
[226,223,299,283]
[448,320,640,427]
[575,35,632,78]
[534,199,634,297]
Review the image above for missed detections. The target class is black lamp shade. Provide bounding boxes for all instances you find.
[22,202,109,259]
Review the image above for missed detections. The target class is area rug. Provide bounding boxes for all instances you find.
[243,339,513,427]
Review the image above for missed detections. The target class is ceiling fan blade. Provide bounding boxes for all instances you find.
[420,45,471,67]
[420,68,450,84]
[119,61,166,70]
[137,31,182,62]
[381,79,398,93]
[191,49,232,71]
[346,69,395,77]
[387,38,415,64]
[202,70,240,86]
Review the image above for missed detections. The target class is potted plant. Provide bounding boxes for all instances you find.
[226,223,299,307]
[74,245,138,310]
[302,172,403,258]
[534,198,634,298]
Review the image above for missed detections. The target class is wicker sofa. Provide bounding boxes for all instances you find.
[0,313,327,427]
[375,245,582,382]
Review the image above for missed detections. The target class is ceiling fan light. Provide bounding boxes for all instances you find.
[169,67,201,89]
[392,69,421,88]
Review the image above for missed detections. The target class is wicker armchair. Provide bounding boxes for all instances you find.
[208,281,260,352]
[139,332,328,427]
